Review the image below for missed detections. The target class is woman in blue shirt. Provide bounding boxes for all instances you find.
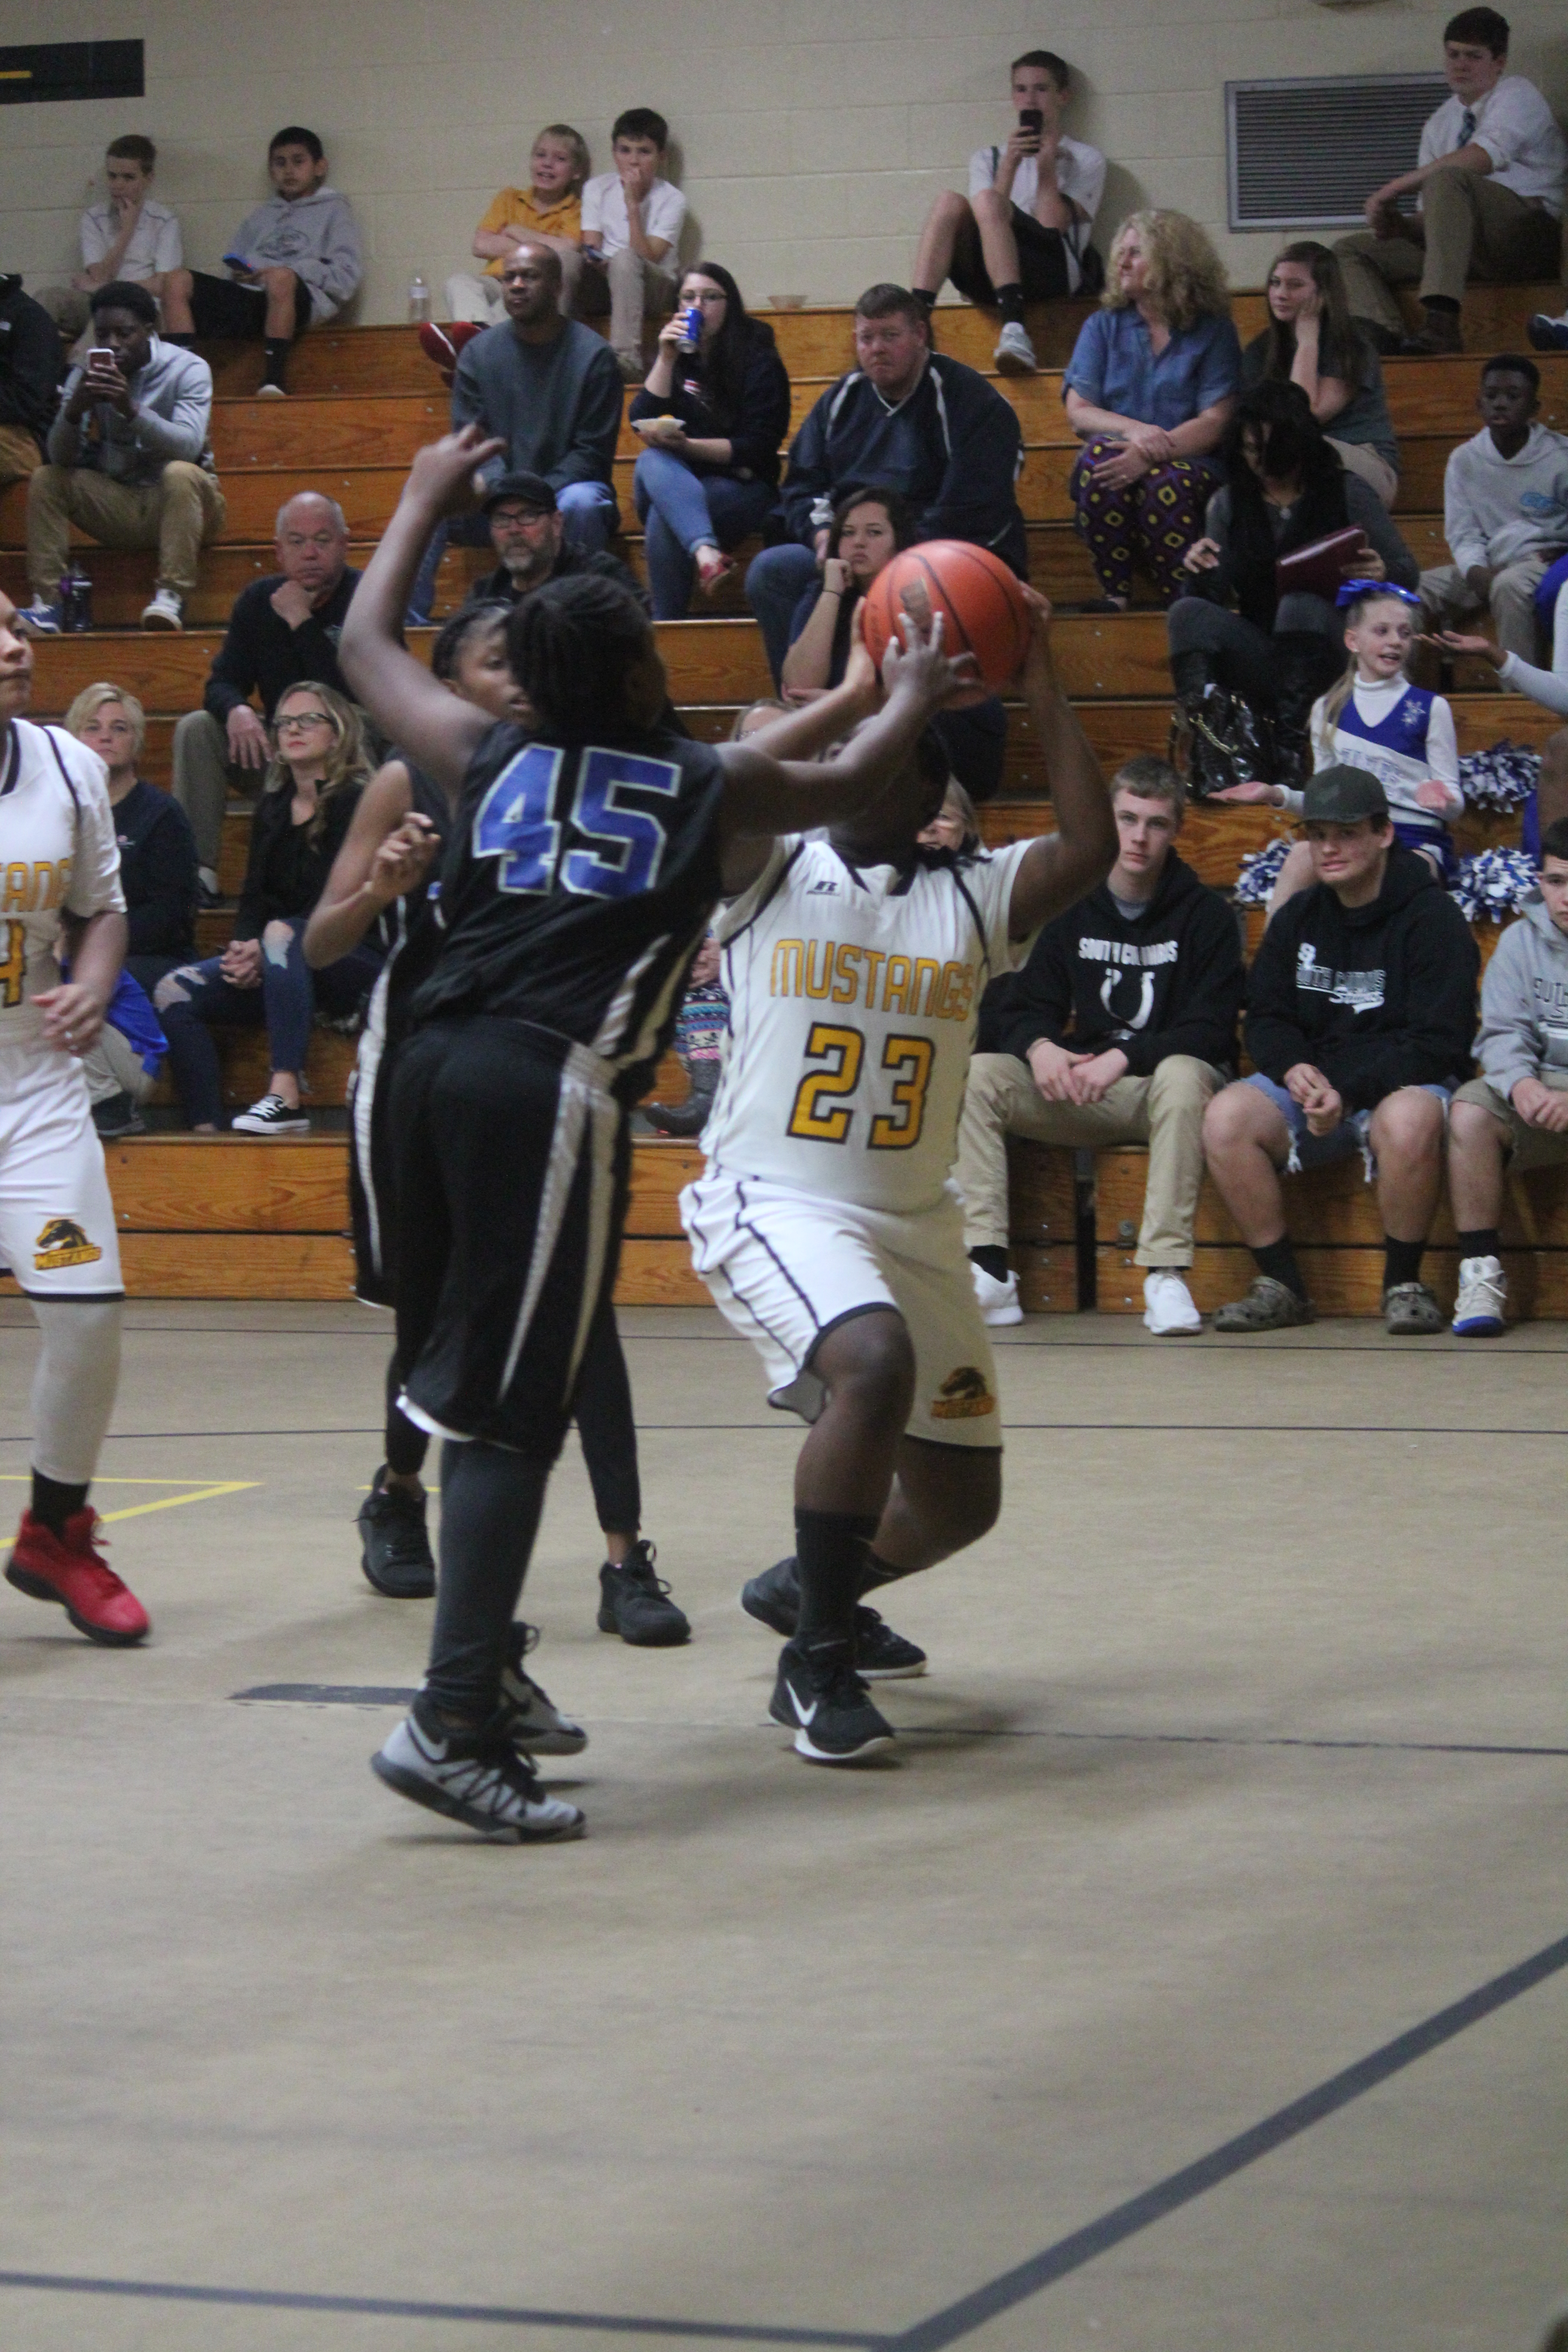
[1063,211,1241,607]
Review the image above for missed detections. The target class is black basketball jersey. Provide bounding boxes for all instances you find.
[411,720,727,1100]
[365,756,454,1056]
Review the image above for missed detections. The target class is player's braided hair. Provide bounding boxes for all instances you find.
[505,575,656,733]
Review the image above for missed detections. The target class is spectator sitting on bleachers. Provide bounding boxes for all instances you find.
[172,491,358,899]
[746,282,1026,674]
[575,108,687,382]
[463,470,645,609]
[1242,243,1400,508]
[20,280,222,637]
[0,273,62,495]
[917,779,980,854]
[1167,382,1417,798]
[910,48,1106,379]
[1203,764,1479,1336]
[40,135,193,347]
[154,683,380,1137]
[1063,210,1242,610]
[641,934,728,1137]
[629,263,790,616]
[446,124,589,327]
[1418,354,1568,660]
[1333,8,1564,358]
[1429,579,1568,833]
[174,126,362,397]
[956,755,1244,1335]
[1446,815,1568,1334]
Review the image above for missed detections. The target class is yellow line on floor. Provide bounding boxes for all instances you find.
[0,1475,260,1523]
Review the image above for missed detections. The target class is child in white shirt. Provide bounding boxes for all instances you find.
[577,108,687,379]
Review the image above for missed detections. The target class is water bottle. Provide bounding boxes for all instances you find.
[407,274,431,324]
[60,570,93,632]
[676,303,703,353]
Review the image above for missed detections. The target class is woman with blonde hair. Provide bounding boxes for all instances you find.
[154,681,380,1133]
[1063,209,1242,607]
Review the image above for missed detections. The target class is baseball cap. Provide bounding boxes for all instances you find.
[1302,764,1388,824]
[481,471,557,514]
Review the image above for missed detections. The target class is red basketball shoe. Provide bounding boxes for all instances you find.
[5,1507,149,1645]
[417,319,484,387]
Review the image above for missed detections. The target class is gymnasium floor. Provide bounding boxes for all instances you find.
[2,1300,1566,2352]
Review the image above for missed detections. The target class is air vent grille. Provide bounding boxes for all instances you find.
[1227,74,1448,230]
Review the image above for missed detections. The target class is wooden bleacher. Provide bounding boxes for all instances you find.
[8,285,1563,1309]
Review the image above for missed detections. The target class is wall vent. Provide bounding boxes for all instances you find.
[1227,74,1447,230]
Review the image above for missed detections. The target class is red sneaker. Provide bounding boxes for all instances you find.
[417,318,484,387]
[5,1507,149,1645]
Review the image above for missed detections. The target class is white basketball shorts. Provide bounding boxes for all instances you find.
[0,1041,124,1299]
[681,1170,1002,1450]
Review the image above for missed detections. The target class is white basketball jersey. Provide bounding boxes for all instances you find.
[0,721,125,1046]
[703,834,1035,1214]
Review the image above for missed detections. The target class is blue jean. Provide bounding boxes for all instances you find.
[633,450,775,618]
[156,919,383,1129]
[1244,1072,1452,1177]
[404,481,621,626]
[745,542,820,684]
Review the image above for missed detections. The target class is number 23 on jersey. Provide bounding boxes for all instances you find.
[787,1022,935,1152]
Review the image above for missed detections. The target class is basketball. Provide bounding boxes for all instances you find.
[861,541,1032,691]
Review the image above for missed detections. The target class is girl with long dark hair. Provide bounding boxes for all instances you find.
[1242,241,1399,506]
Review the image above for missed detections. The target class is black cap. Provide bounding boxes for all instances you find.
[1302,763,1388,824]
[480,470,557,514]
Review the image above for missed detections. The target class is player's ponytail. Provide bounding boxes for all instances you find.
[507,575,659,734]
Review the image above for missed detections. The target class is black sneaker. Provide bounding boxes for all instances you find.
[372,1703,584,1840]
[498,1622,588,1755]
[597,1539,690,1646]
[92,1089,145,1139]
[357,1466,436,1598]
[769,1636,894,1764]
[741,1555,926,1679]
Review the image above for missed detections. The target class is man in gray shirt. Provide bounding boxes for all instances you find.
[21,279,224,633]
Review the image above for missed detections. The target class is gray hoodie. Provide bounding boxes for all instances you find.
[1443,422,1568,574]
[1474,892,1568,1099]
[229,186,362,320]
[47,335,215,486]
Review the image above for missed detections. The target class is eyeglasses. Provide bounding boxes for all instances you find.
[275,710,333,732]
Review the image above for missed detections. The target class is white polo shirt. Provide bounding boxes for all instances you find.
[967,137,1107,290]
[581,172,686,259]
[79,198,183,280]
[1417,78,1566,217]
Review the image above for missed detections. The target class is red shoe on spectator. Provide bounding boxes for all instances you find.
[5,1507,149,1645]
[418,319,484,387]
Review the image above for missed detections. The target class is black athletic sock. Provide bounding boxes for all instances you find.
[1423,295,1460,316]
[262,337,290,388]
[384,1356,430,1478]
[1457,1228,1500,1260]
[994,281,1026,325]
[31,1469,88,1536]
[1383,1235,1426,1290]
[795,1508,879,1642]
[1253,1237,1307,1300]
[424,1440,549,1720]
[969,1244,1010,1283]
[858,1548,920,1596]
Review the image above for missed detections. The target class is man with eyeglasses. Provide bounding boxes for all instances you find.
[464,470,645,610]
[171,489,360,899]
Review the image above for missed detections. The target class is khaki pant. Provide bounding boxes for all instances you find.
[575,246,678,361]
[1336,173,1561,336]
[26,460,226,599]
[446,252,583,323]
[1328,436,1398,509]
[80,1021,156,1109]
[1452,1074,1568,1170]
[0,421,42,494]
[956,1050,1222,1267]
[171,706,252,874]
[1420,554,1555,663]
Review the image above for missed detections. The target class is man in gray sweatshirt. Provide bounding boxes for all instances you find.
[1447,814,1568,1332]
[177,125,361,396]
[21,279,224,633]
[1419,354,1568,657]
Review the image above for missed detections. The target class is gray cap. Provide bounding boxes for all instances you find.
[480,470,557,514]
[1302,763,1388,824]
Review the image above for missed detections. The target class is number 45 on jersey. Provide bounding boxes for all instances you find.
[474,743,681,901]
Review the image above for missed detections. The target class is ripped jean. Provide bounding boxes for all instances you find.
[1243,1072,1453,1182]
[154,917,383,1129]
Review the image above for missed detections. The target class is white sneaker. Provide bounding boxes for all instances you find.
[1143,1269,1203,1335]
[255,381,288,398]
[140,586,184,632]
[1451,1254,1506,1336]
[993,320,1038,376]
[231,1092,310,1134]
[372,1711,585,1841]
[970,1261,1023,1325]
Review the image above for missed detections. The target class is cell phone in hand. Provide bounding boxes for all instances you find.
[87,348,116,368]
[1019,108,1044,136]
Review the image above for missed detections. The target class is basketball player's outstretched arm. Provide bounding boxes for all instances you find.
[340,427,509,796]
[1003,589,1117,938]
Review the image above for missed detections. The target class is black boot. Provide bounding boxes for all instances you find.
[642,1066,718,1137]
[1170,652,1272,799]
[1271,633,1343,792]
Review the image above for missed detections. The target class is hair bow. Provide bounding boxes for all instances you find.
[1335,579,1421,609]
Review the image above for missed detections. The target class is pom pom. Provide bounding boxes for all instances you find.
[1460,741,1539,810]
[1234,837,1295,905]
[1450,845,1537,923]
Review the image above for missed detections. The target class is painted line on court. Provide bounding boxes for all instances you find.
[0,1474,258,1523]
[6,1420,1568,1447]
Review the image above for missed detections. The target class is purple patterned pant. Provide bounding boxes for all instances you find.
[1070,438,1221,605]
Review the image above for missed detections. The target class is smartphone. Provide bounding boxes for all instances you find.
[87,348,115,367]
[1019,108,1044,137]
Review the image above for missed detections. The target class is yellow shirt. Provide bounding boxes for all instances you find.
[476,185,583,278]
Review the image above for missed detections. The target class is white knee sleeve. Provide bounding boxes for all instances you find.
[30,1298,122,1485]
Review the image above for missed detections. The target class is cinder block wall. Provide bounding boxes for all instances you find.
[2,0,1563,323]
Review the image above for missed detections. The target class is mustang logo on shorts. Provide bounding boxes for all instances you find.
[930,1364,996,1420]
[34,1216,102,1271]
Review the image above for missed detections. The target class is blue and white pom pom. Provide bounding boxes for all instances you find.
[1451,846,1537,922]
[1460,741,1540,810]
[1234,838,1294,905]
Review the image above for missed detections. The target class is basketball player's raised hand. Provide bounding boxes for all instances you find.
[366,814,440,906]
[878,603,977,709]
[404,426,508,516]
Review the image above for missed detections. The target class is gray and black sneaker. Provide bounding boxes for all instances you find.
[1212,1275,1314,1333]
[357,1465,436,1599]
[91,1089,145,1139]
[1383,1279,1444,1335]
[740,1554,926,1678]
[597,1538,690,1646]
[372,1702,585,1840]
[499,1621,588,1756]
[769,1635,894,1764]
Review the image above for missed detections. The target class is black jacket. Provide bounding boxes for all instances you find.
[466,542,648,612]
[628,324,792,485]
[234,781,363,940]
[779,353,1027,575]
[202,570,361,726]
[113,779,198,958]
[1245,847,1478,1108]
[994,852,1244,1075]
[0,274,62,449]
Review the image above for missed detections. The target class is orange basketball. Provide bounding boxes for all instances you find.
[861,542,1031,691]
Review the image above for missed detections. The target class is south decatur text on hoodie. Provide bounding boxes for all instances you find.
[227,186,362,320]
[1473,892,1568,1101]
[990,852,1244,1076]
[1245,846,1478,1110]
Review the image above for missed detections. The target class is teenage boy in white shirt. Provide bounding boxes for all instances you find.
[576,108,687,381]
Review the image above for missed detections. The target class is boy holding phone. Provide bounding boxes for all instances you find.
[575,108,687,381]
[181,126,362,397]
[911,49,1106,377]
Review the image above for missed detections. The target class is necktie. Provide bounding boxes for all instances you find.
[1459,107,1477,145]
